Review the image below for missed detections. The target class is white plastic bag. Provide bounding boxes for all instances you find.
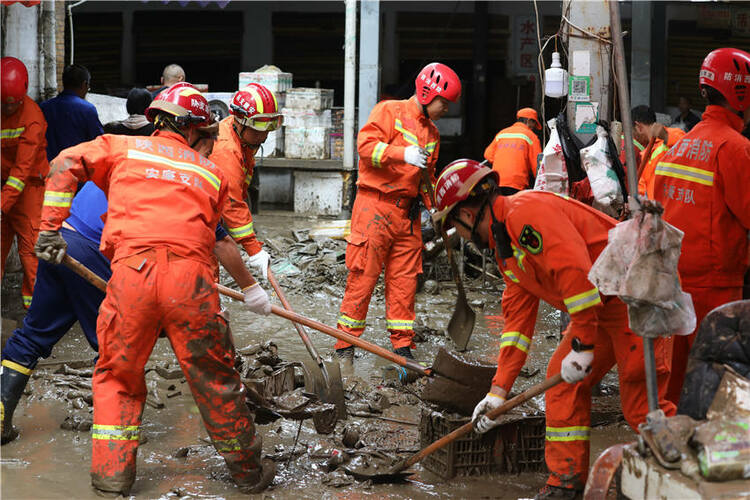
[534,118,569,194]
[579,125,623,212]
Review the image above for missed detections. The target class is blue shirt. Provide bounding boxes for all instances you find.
[40,90,104,161]
[67,182,229,245]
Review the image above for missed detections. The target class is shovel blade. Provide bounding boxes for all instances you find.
[447,290,476,351]
[302,358,347,420]
[423,347,496,416]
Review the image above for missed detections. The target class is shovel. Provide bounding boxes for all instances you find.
[266,267,347,419]
[420,166,476,351]
[344,373,564,481]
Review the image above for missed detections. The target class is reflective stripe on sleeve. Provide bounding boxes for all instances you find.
[546,425,590,442]
[91,424,140,441]
[499,331,531,354]
[227,221,255,239]
[563,287,601,314]
[337,314,366,330]
[394,119,419,147]
[425,141,437,153]
[654,162,714,186]
[503,269,520,283]
[5,176,25,192]
[386,319,414,331]
[495,133,533,145]
[1,127,25,139]
[372,141,387,168]
[43,191,74,208]
[650,144,668,160]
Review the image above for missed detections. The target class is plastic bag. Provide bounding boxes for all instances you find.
[579,126,623,215]
[588,208,696,337]
[534,118,569,194]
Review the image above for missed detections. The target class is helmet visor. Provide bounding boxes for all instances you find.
[245,114,283,132]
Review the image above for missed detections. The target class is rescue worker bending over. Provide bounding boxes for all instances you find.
[483,107,542,194]
[34,83,274,496]
[432,160,675,499]
[631,105,685,199]
[1,119,261,446]
[334,62,461,371]
[209,83,282,280]
[1,57,50,309]
[653,48,750,406]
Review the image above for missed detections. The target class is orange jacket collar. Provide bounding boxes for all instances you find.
[702,105,744,132]
[408,95,428,123]
[151,129,189,146]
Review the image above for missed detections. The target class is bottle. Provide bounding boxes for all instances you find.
[545,52,568,98]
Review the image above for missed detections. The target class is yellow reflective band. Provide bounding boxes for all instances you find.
[552,192,571,201]
[499,331,531,353]
[1,127,25,139]
[496,133,533,145]
[127,150,221,191]
[650,144,668,160]
[214,438,243,452]
[227,221,254,239]
[43,191,74,208]
[372,141,387,168]
[91,424,140,441]
[337,314,366,329]
[394,119,419,147]
[244,173,252,185]
[655,162,714,187]
[22,295,32,307]
[545,425,590,442]
[386,319,414,331]
[425,141,437,153]
[2,359,33,376]
[178,87,202,98]
[5,176,25,192]
[564,287,601,314]
[503,269,520,283]
[511,244,526,272]
[632,137,644,151]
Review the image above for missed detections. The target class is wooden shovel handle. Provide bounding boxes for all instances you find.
[401,373,564,470]
[63,255,107,292]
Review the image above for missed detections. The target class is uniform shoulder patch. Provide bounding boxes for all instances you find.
[519,224,543,254]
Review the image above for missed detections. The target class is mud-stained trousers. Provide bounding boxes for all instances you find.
[1,182,44,309]
[665,285,742,405]
[90,248,262,495]
[336,189,422,350]
[544,298,675,490]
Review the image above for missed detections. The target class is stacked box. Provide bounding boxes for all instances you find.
[238,71,293,93]
[329,107,345,161]
[257,129,284,158]
[286,88,334,111]
[285,127,329,160]
[281,108,331,128]
[283,88,335,160]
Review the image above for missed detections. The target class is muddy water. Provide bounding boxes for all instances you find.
[1,212,633,499]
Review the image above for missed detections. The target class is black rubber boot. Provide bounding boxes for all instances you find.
[534,485,582,500]
[335,346,355,376]
[393,346,414,359]
[238,459,276,494]
[1,361,31,445]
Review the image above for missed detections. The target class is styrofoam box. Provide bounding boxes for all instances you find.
[294,170,344,215]
[239,72,293,93]
[285,88,334,111]
[281,108,331,128]
[284,127,330,159]
[256,128,284,158]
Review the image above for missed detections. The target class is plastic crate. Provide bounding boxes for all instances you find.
[419,408,546,478]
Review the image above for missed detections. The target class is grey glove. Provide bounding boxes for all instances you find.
[34,230,67,264]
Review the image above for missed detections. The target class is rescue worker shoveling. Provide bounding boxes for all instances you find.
[431,159,676,499]
[32,83,275,496]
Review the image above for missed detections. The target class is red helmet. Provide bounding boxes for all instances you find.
[415,62,461,105]
[1,57,28,104]
[433,159,498,221]
[145,82,210,128]
[230,83,282,131]
[699,48,750,112]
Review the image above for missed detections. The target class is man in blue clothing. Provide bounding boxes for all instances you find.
[40,64,103,160]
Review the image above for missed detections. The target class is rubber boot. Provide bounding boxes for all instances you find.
[238,459,276,494]
[393,346,414,359]
[1,361,31,445]
[335,347,354,377]
[534,485,582,500]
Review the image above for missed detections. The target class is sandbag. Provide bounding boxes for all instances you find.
[533,118,569,194]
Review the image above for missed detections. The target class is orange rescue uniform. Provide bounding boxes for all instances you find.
[637,127,685,199]
[1,95,49,308]
[209,116,263,255]
[40,131,264,494]
[483,121,541,191]
[653,105,750,405]
[336,96,439,350]
[488,191,674,491]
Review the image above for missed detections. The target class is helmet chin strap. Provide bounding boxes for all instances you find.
[233,122,262,150]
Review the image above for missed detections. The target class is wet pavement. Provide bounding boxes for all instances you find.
[1,212,634,499]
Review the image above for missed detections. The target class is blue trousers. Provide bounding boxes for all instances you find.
[2,228,110,369]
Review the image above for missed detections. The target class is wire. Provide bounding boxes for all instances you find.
[561,14,612,45]
[533,0,547,144]
[67,0,87,65]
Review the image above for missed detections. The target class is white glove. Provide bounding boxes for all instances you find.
[471,392,506,434]
[404,145,428,169]
[247,249,270,280]
[243,283,271,316]
[561,343,594,383]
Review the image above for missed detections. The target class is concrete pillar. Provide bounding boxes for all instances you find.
[358,0,380,131]
[40,0,57,101]
[630,1,652,107]
[121,10,135,85]
[2,3,40,100]
[241,5,273,74]
[650,2,667,111]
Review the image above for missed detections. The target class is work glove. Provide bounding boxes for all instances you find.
[247,249,270,280]
[561,337,594,383]
[404,145,429,169]
[34,230,67,264]
[243,283,271,316]
[472,392,507,434]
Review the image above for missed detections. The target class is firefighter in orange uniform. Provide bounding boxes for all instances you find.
[483,107,542,194]
[1,57,49,309]
[34,83,275,496]
[333,62,461,369]
[433,160,675,499]
[653,48,750,406]
[209,83,281,280]
[630,105,685,199]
